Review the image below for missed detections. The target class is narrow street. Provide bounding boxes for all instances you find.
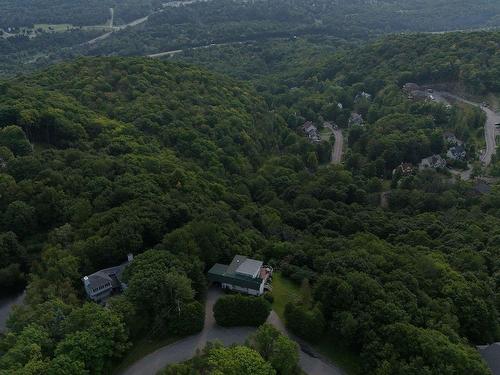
[323,122,344,164]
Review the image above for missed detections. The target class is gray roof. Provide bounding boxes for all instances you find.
[236,259,263,277]
[207,255,264,290]
[478,343,500,375]
[226,255,249,275]
[83,264,127,291]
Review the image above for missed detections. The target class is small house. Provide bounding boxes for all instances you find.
[447,144,466,161]
[444,132,462,146]
[302,121,321,143]
[355,91,372,102]
[82,254,133,303]
[403,83,420,94]
[393,162,414,177]
[348,113,364,127]
[207,255,273,296]
[419,155,447,170]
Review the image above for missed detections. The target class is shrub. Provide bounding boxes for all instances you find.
[263,292,274,304]
[284,303,325,342]
[168,301,205,336]
[214,294,271,327]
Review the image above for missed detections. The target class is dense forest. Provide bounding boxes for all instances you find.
[0,0,160,28]
[0,46,499,375]
[1,0,500,373]
[83,0,500,57]
[2,0,500,77]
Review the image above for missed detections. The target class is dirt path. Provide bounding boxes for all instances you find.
[121,288,344,375]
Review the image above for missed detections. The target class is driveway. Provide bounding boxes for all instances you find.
[121,288,344,375]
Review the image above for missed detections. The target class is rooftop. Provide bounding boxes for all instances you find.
[207,255,267,291]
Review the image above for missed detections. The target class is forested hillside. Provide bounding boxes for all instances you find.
[0,55,499,375]
[3,0,500,77]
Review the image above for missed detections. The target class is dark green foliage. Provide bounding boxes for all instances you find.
[214,295,271,327]
[284,303,325,342]
[167,301,204,337]
[0,51,498,375]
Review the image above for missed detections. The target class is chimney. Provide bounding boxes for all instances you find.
[83,276,90,286]
[127,253,134,262]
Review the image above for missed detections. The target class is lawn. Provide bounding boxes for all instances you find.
[272,272,362,375]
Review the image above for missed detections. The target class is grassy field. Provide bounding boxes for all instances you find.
[272,272,362,375]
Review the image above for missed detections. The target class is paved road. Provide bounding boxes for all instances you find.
[323,122,344,164]
[121,288,344,375]
[433,91,500,165]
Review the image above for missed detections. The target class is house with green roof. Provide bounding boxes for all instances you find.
[207,255,272,296]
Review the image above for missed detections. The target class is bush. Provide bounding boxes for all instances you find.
[263,292,274,304]
[284,303,325,342]
[168,301,205,336]
[214,294,271,327]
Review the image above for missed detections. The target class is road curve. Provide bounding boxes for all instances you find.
[433,91,500,165]
[121,288,344,375]
[323,122,344,164]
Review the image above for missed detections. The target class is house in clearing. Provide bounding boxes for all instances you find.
[207,255,273,296]
[82,254,133,303]
[419,154,447,170]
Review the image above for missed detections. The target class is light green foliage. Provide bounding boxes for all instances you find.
[248,324,300,375]
[0,126,32,156]
[207,346,276,375]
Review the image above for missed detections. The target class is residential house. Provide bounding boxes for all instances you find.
[419,154,447,170]
[348,113,364,127]
[354,91,372,102]
[477,343,500,375]
[82,254,133,303]
[393,162,414,177]
[207,255,273,296]
[403,83,420,94]
[302,121,321,143]
[444,132,462,146]
[447,144,466,161]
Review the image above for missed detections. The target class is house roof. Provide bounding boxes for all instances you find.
[236,259,263,277]
[83,264,127,291]
[478,343,500,375]
[208,255,264,290]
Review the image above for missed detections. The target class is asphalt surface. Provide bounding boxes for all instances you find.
[121,288,344,375]
[323,122,344,164]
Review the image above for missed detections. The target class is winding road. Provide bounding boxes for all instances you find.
[121,288,344,375]
[432,91,500,165]
[323,122,344,164]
